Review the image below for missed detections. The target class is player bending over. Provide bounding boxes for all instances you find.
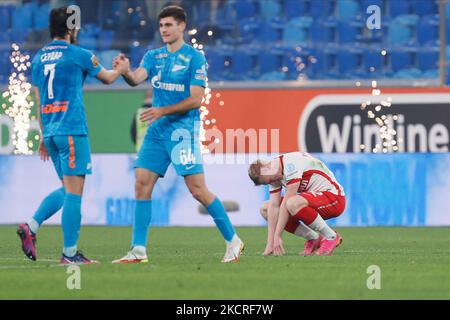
[17,7,128,264]
[248,152,346,256]
[111,6,243,264]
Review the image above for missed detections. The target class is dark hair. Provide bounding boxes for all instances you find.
[49,7,70,39]
[158,5,187,24]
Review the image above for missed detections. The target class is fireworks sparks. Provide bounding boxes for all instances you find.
[359,80,399,153]
[189,28,222,154]
[2,43,35,155]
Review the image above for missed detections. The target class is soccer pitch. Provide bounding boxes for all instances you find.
[1,226,450,300]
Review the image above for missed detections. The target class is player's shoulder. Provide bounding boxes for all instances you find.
[184,44,206,60]
[143,46,167,60]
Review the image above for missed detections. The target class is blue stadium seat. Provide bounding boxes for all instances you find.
[283,0,310,19]
[258,46,283,74]
[411,0,438,16]
[214,2,235,31]
[283,16,313,45]
[307,47,338,79]
[34,3,50,30]
[0,5,12,31]
[235,0,258,20]
[310,17,337,44]
[231,48,255,79]
[390,49,416,72]
[389,0,410,16]
[417,48,439,72]
[282,46,310,79]
[239,17,262,43]
[78,33,97,51]
[0,31,10,51]
[205,45,234,81]
[394,68,422,79]
[258,17,285,43]
[417,15,439,46]
[311,0,335,18]
[387,15,419,45]
[259,0,281,20]
[11,3,35,31]
[129,46,147,68]
[337,0,362,20]
[337,46,363,77]
[337,19,364,44]
[363,47,385,74]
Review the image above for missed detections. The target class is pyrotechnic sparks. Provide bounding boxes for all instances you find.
[2,43,35,155]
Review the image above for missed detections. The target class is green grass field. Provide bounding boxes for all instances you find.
[1,226,450,299]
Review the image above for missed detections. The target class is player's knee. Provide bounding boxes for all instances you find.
[260,201,269,220]
[135,178,152,199]
[189,185,206,203]
[286,196,307,216]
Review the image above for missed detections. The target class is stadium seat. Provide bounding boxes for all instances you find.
[0,31,10,51]
[78,33,97,51]
[283,16,313,45]
[388,0,410,16]
[283,0,310,19]
[257,46,284,75]
[387,15,419,45]
[363,47,385,74]
[98,50,121,69]
[34,3,50,30]
[230,48,256,79]
[394,68,422,79]
[337,46,363,77]
[417,48,439,72]
[129,46,147,68]
[258,17,285,43]
[282,46,310,79]
[259,0,281,20]
[307,46,338,79]
[390,49,416,72]
[311,0,335,18]
[235,0,258,20]
[411,0,438,16]
[0,5,12,31]
[310,17,337,44]
[337,19,364,44]
[11,3,34,31]
[239,17,262,43]
[417,15,439,46]
[336,0,362,20]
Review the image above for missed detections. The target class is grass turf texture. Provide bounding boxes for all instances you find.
[0,226,450,299]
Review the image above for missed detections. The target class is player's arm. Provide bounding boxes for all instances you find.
[272,181,301,256]
[96,68,122,85]
[32,87,49,162]
[263,191,281,256]
[121,67,149,87]
[139,85,204,123]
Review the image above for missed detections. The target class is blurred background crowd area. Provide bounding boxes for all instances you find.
[0,0,449,84]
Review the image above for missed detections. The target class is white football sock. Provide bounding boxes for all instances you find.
[226,234,241,247]
[132,245,147,255]
[294,223,319,240]
[27,219,39,234]
[308,215,336,240]
[63,245,77,257]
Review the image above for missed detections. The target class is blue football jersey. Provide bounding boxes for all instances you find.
[139,43,207,140]
[31,40,103,137]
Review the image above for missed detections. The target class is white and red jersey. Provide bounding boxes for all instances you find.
[269,152,345,196]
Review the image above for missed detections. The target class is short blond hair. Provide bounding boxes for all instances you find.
[248,160,263,185]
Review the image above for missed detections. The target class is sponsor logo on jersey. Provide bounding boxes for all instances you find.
[41,101,69,114]
[299,94,450,153]
[172,64,187,72]
[41,51,63,62]
[151,71,185,92]
[155,53,168,59]
[178,54,190,63]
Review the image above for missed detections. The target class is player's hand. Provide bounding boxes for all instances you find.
[38,140,49,162]
[139,107,165,124]
[262,243,273,256]
[113,53,130,75]
[272,237,285,256]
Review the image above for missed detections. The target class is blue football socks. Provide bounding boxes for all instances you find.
[62,193,82,257]
[131,200,152,248]
[29,187,65,234]
[207,197,236,242]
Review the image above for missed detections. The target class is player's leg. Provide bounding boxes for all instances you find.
[260,200,321,256]
[113,138,169,264]
[17,136,64,261]
[285,193,343,255]
[184,173,244,263]
[56,135,97,264]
